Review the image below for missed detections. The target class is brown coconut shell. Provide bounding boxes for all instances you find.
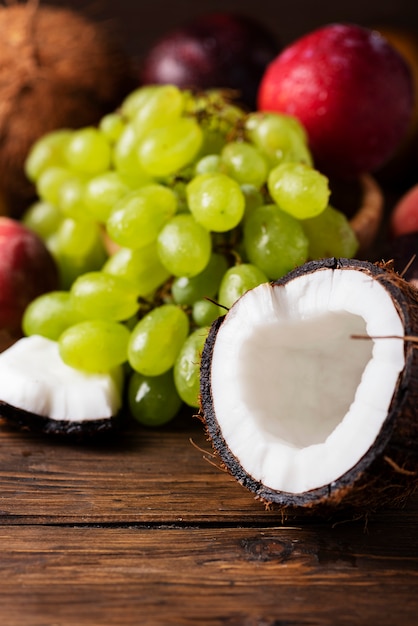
[0,2,136,215]
[0,399,123,440]
[199,257,418,517]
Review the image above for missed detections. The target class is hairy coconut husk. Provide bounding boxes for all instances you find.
[0,1,136,215]
[199,257,418,518]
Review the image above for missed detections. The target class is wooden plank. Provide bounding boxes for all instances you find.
[0,414,279,524]
[0,415,417,525]
[1,410,417,625]
[0,523,417,626]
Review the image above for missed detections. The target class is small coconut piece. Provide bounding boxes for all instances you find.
[0,2,135,214]
[0,335,123,438]
[200,257,418,515]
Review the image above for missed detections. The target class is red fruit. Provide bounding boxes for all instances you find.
[257,23,414,179]
[0,217,58,347]
[390,183,418,237]
[140,12,280,109]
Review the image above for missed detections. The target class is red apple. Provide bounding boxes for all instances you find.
[257,24,415,179]
[389,183,418,237]
[0,217,59,349]
[140,12,281,109]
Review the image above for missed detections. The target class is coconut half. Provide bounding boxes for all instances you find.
[0,335,123,438]
[200,258,418,514]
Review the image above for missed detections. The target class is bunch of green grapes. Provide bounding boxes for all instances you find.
[21,85,358,426]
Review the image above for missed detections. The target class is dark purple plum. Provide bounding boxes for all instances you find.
[140,12,280,109]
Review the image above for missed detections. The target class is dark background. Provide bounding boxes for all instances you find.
[47,0,418,62]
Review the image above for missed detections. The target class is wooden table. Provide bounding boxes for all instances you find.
[0,409,417,626]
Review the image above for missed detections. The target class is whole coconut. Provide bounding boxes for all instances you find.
[0,2,136,215]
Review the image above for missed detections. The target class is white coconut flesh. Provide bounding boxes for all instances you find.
[0,335,122,422]
[210,268,406,494]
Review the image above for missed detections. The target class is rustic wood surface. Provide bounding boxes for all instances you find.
[0,410,417,626]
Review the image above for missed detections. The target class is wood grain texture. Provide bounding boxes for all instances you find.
[0,411,417,625]
[0,413,280,524]
[0,413,416,524]
[1,522,418,626]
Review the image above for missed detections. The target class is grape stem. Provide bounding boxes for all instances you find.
[204,296,229,312]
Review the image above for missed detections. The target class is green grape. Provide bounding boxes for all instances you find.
[245,112,312,166]
[24,129,73,182]
[174,327,209,407]
[171,179,189,213]
[220,141,268,188]
[112,123,155,184]
[128,304,189,376]
[22,201,63,240]
[59,319,130,373]
[138,117,203,177]
[64,127,111,175]
[54,217,101,258]
[84,171,130,222]
[267,162,330,220]
[301,205,359,259]
[157,214,211,277]
[198,128,227,158]
[37,166,77,206]
[128,369,182,427]
[132,84,185,136]
[218,264,268,309]
[286,138,312,167]
[70,271,139,321]
[58,177,88,219]
[120,85,160,120]
[186,172,245,232]
[191,98,247,159]
[99,112,125,143]
[48,234,108,290]
[103,242,171,297]
[217,101,247,127]
[188,92,246,149]
[119,171,156,192]
[171,252,228,305]
[244,204,309,279]
[22,291,83,341]
[241,184,264,221]
[192,299,221,327]
[107,184,178,249]
[194,154,221,176]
